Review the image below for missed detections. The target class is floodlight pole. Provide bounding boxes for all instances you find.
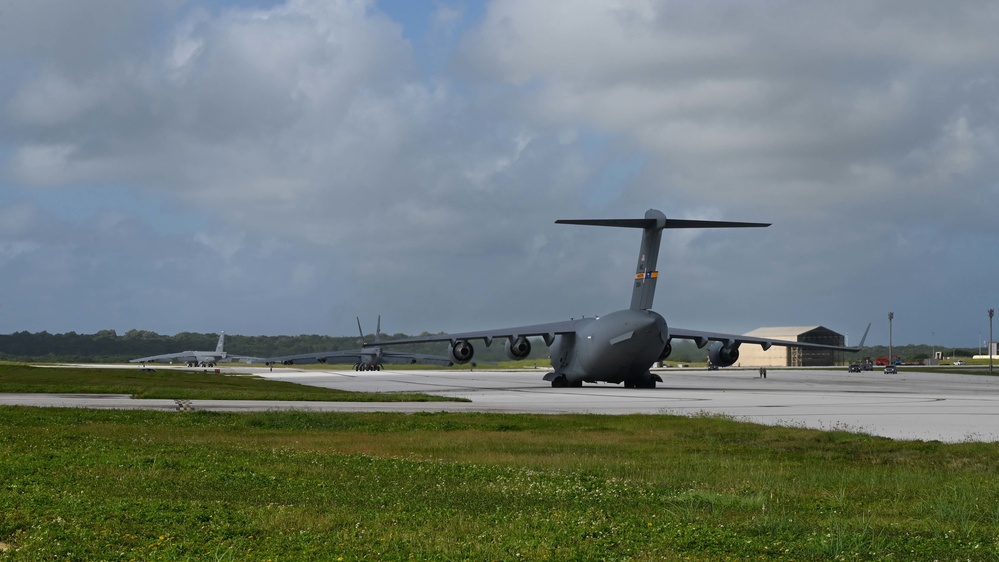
[990,309,994,374]
[888,312,895,365]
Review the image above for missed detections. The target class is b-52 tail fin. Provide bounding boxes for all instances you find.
[357,315,383,345]
[556,209,770,311]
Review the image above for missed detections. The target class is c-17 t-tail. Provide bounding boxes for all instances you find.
[367,209,866,388]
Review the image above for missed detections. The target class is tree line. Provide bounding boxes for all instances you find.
[0,329,980,364]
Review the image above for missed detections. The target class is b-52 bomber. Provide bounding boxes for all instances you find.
[130,332,259,367]
[265,316,457,371]
[368,209,865,388]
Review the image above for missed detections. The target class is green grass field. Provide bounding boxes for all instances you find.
[3,364,999,560]
[0,363,464,402]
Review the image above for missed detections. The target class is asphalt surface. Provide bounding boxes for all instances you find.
[3,365,999,443]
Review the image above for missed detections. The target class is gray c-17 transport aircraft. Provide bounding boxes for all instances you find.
[265,316,457,371]
[130,332,260,367]
[367,209,867,388]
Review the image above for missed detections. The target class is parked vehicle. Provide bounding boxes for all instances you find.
[876,355,902,366]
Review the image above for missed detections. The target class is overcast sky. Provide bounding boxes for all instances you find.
[2,0,997,347]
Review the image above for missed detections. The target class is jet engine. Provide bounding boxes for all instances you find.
[448,340,475,364]
[504,336,531,360]
[658,340,672,362]
[707,341,740,368]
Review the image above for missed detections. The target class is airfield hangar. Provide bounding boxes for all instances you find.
[737,326,846,367]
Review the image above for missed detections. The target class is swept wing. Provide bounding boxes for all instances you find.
[367,321,862,356]
[368,319,582,348]
[129,352,199,364]
[668,326,866,353]
[265,348,457,367]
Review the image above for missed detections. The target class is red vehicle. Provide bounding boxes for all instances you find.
[875,355,902,366]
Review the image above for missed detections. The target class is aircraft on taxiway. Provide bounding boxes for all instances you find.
[130,332,260,367]
[368,208,867,388]
[265,316,458,371]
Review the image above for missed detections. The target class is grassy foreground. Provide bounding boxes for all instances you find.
[0,363,462,402]
[2,407,999,560]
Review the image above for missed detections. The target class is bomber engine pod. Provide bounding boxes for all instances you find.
[448,340,475,364]
[504,336,532,360]
[708,341,741,367]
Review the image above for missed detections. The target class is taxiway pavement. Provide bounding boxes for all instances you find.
[3,365,999,442]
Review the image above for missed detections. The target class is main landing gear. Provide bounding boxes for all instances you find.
[624,374,659,389]
[354,363,382,371]
[549,374,582,388]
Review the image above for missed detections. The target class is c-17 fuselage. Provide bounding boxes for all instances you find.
[546,309,668,387]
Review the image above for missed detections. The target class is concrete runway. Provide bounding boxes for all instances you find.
[3,365,999,442]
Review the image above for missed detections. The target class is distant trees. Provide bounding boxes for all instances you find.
[0,330,458,363]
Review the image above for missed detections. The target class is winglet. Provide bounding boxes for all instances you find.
[857,323,871,348]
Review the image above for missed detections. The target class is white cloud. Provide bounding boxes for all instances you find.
[194,230,246,262]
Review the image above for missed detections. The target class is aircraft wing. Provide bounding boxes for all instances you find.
[129,353,196,364]
[370,319,863,354]
[668,327,864,353]
[266,350,368,366]
[364,319,584,347]
[380,351,455,367]
[266,349,458,367]
[225,354,263,364]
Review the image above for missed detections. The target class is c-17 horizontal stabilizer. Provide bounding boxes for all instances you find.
[556,209,770,311]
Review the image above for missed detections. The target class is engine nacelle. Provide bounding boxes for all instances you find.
[448,340,475,364]
[504,336,531,360]
[658,340,673,362]
[708,341,740,368]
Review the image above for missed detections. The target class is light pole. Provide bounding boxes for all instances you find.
[990,309,994,374]
[888,312,894,367]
